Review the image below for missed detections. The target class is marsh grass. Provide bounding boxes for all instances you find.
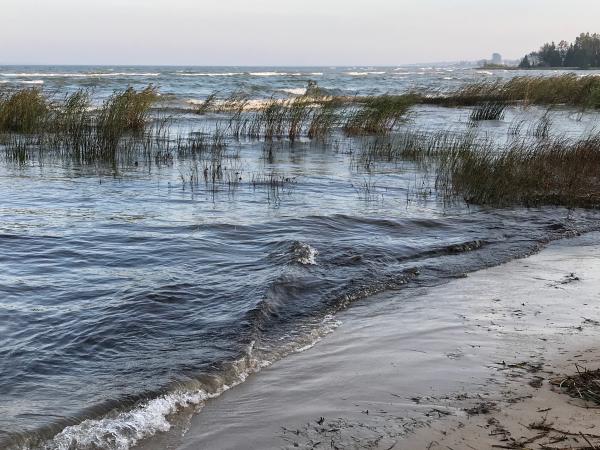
[530,113,553,139]
[356,124,600,209]
[96,85,159,150]
[356,129,483,170]
[423,74,600,109]
[195,93,218,115]
[0,85,163,163]
[3,82,600,211]
[227,95,332,141]
[343,95,416,135]
[438,135,600,208]
[0,88,50,133]
[470,102,506,121]
[251,171,296,203]
[307,98,343,140]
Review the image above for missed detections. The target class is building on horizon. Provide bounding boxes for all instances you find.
[491,53,502,65]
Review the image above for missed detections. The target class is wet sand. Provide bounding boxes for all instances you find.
[139,232,600,450]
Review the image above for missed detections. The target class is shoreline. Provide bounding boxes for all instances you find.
[136,231,600,450]
[476,66,600,70]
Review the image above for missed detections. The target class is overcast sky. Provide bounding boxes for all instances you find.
[2,0,599,65]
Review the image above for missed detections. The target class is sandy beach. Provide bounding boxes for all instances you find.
[135,231,600,450]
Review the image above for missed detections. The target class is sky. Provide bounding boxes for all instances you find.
[2,0,600,66]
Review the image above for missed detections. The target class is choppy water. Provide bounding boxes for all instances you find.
[1,66,600,450]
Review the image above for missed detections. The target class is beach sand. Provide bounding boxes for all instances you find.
[139,232,600,450]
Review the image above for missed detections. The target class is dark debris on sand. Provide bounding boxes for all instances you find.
[552,365,600,405]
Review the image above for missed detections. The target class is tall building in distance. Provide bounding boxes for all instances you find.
[491,53,502,65]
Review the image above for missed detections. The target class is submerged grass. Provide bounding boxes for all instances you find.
[0,85,161,162]
[2,82,600,212]
[423,74,600,109]
[0,88,50,133]
[470,102,506,121]
[358,125,600,209]
[437,134,600,208]
[343,95,416,135]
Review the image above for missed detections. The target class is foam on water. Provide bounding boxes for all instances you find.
[345,71,387,76]
[175,72,244,77]
[249,72,283,77]
[0,73,160,78]
[292,242,319,265]
[27,316,341,450]
[279,88,308,96]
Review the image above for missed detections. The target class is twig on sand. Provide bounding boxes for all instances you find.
[580,432,598,450]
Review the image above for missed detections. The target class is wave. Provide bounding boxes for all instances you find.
[345,71,387,76]
[279,88,308,96]
[0,73,160,78]
[291,241,318,265]
[175,72,244,77]
[0,80,45,84]
[20,316,340,450]
[249,72,323,77]
[249,72,282,77]
[8,210,596,450]
[185,98,290,111]
[175,72,322,78]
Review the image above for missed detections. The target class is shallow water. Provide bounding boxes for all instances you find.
[1,66,600,449]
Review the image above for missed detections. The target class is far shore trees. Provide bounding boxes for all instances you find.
[519,33,600,68]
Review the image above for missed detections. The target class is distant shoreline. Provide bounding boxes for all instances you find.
[477,65,600,71]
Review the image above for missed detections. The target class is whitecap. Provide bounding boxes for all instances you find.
[175,72,243,77]
[279,88,308,96]
[249,72,282,77]
[36,314,339,450]
[0,72,160,78]
[345,71,386,76]
[292,242,319,265]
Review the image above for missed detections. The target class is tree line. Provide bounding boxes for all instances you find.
[519,33,600,68]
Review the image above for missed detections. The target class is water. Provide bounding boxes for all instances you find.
[1,66,600,450]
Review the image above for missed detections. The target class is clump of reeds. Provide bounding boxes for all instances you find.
[530,113,552,139]
[95,85,159,151]
[422,74,600,109]
[422,80,505,106]
[195,93,218,115]
[355,129,482,170]
[438,134,600,208]
[0,85,165,163]
[343,95,416,135]
[470,102,506,121]
[228,95,326,141]
[0,88,50,133]
[97,85,158,132]
[307,98,342,140]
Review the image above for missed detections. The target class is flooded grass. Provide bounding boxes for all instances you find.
[422,74,600,109]
[343,95,416,136]
[2,83,600,211]
[0,85,162,163]
[437,134,600,208]
[470,102,506,121]
[0,88,50,133]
